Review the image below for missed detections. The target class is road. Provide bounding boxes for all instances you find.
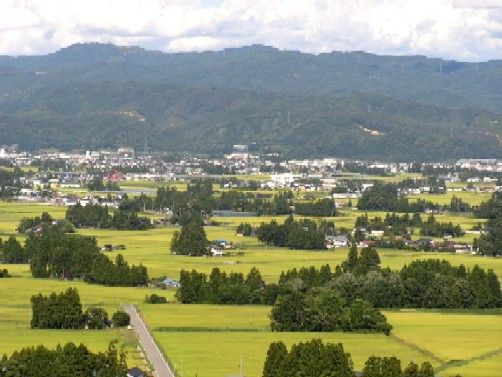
[123,304,175,377]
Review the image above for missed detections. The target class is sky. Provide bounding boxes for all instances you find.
[0,0,501,61]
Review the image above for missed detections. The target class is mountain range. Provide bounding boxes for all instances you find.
[0,43,501,160]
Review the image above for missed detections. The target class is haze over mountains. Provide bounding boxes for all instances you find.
[0,43,501,160]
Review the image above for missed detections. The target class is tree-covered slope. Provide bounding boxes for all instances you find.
[0,43,501,159]
[1,80,500,160]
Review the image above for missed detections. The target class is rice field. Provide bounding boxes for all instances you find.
[137,303,502,377]
[1,183,502,376]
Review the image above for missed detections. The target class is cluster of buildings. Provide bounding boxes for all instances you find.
[2,146,502,203]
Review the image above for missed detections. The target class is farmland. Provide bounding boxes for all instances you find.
[0,178,501,377]
[138,303,502,377]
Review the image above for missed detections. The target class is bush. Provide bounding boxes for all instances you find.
[112,311,131,327]
[145,293,168,304]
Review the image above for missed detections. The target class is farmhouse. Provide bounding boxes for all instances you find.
[325,235,349,248]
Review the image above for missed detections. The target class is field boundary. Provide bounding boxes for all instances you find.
[436,348,502,373]
[153,326,265,332]
[389,334,445,364]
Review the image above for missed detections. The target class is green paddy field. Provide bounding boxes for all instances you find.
[1,182,501,376]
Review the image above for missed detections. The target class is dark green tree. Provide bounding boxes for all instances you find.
[0,235,26,263]
[262,341,287,377]
[112,311,130,327]
[171,221,209,256]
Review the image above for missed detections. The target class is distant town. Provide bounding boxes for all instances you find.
[2,144,502,204]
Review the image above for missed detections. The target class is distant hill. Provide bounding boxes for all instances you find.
[0,43,501,160]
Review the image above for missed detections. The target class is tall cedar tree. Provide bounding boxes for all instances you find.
[171,219,209,256]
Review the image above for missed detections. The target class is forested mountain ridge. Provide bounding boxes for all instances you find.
[0,43,501,159]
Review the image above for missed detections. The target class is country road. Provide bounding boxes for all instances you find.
[123,304,175,377]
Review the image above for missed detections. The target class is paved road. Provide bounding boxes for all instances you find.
[123,304,175,377]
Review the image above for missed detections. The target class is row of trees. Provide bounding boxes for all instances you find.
[420,214,463,237]
[294,198,337,216]
[175,252,501,310]
[86,253,148,287]
[279,253,502,309]
[0,341,128,377]
[263,339,435,377]
[66,203,152,230]
[355,212,422,233]
[175,267,268,304]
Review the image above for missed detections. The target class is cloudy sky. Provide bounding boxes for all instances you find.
[1,0,501,61]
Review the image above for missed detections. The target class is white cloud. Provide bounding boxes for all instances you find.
[0,0,500,61]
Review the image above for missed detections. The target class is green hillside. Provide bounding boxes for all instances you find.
[0,43,501,159]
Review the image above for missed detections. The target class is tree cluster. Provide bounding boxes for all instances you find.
[340,243,381,276]
[294,198,337,217]
[87,176,120,191]
[262,339,353,377]
[474,192,502,256]
[475,192,502,219]
[175,267,268,305]
[263,339,435,377]
[31,288,130,330]
[18,229,148,286]
[236,222,254,236]
[443,195,473,213]
[0,235,28,263]
[26,229,99,279]
[175,252,501,310]
[217,190,290,215]
[17,212,74,234]
[358,184,438,213]
[355,212,422,235]
[87,253,148,287]
[155,182,295,218]
[331,259,501,309]
[0,168,23,199]
[145,293,168,304]
[155,180,216,219]
[281,249,501,309]
[30,287,83,329]
[270,290,392,334]
[171,217,210,256]
[0,341,127,377]
[66,203,152,230]
[420,214,463,238]
[256,216,327,250]
[362,357,434,377]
